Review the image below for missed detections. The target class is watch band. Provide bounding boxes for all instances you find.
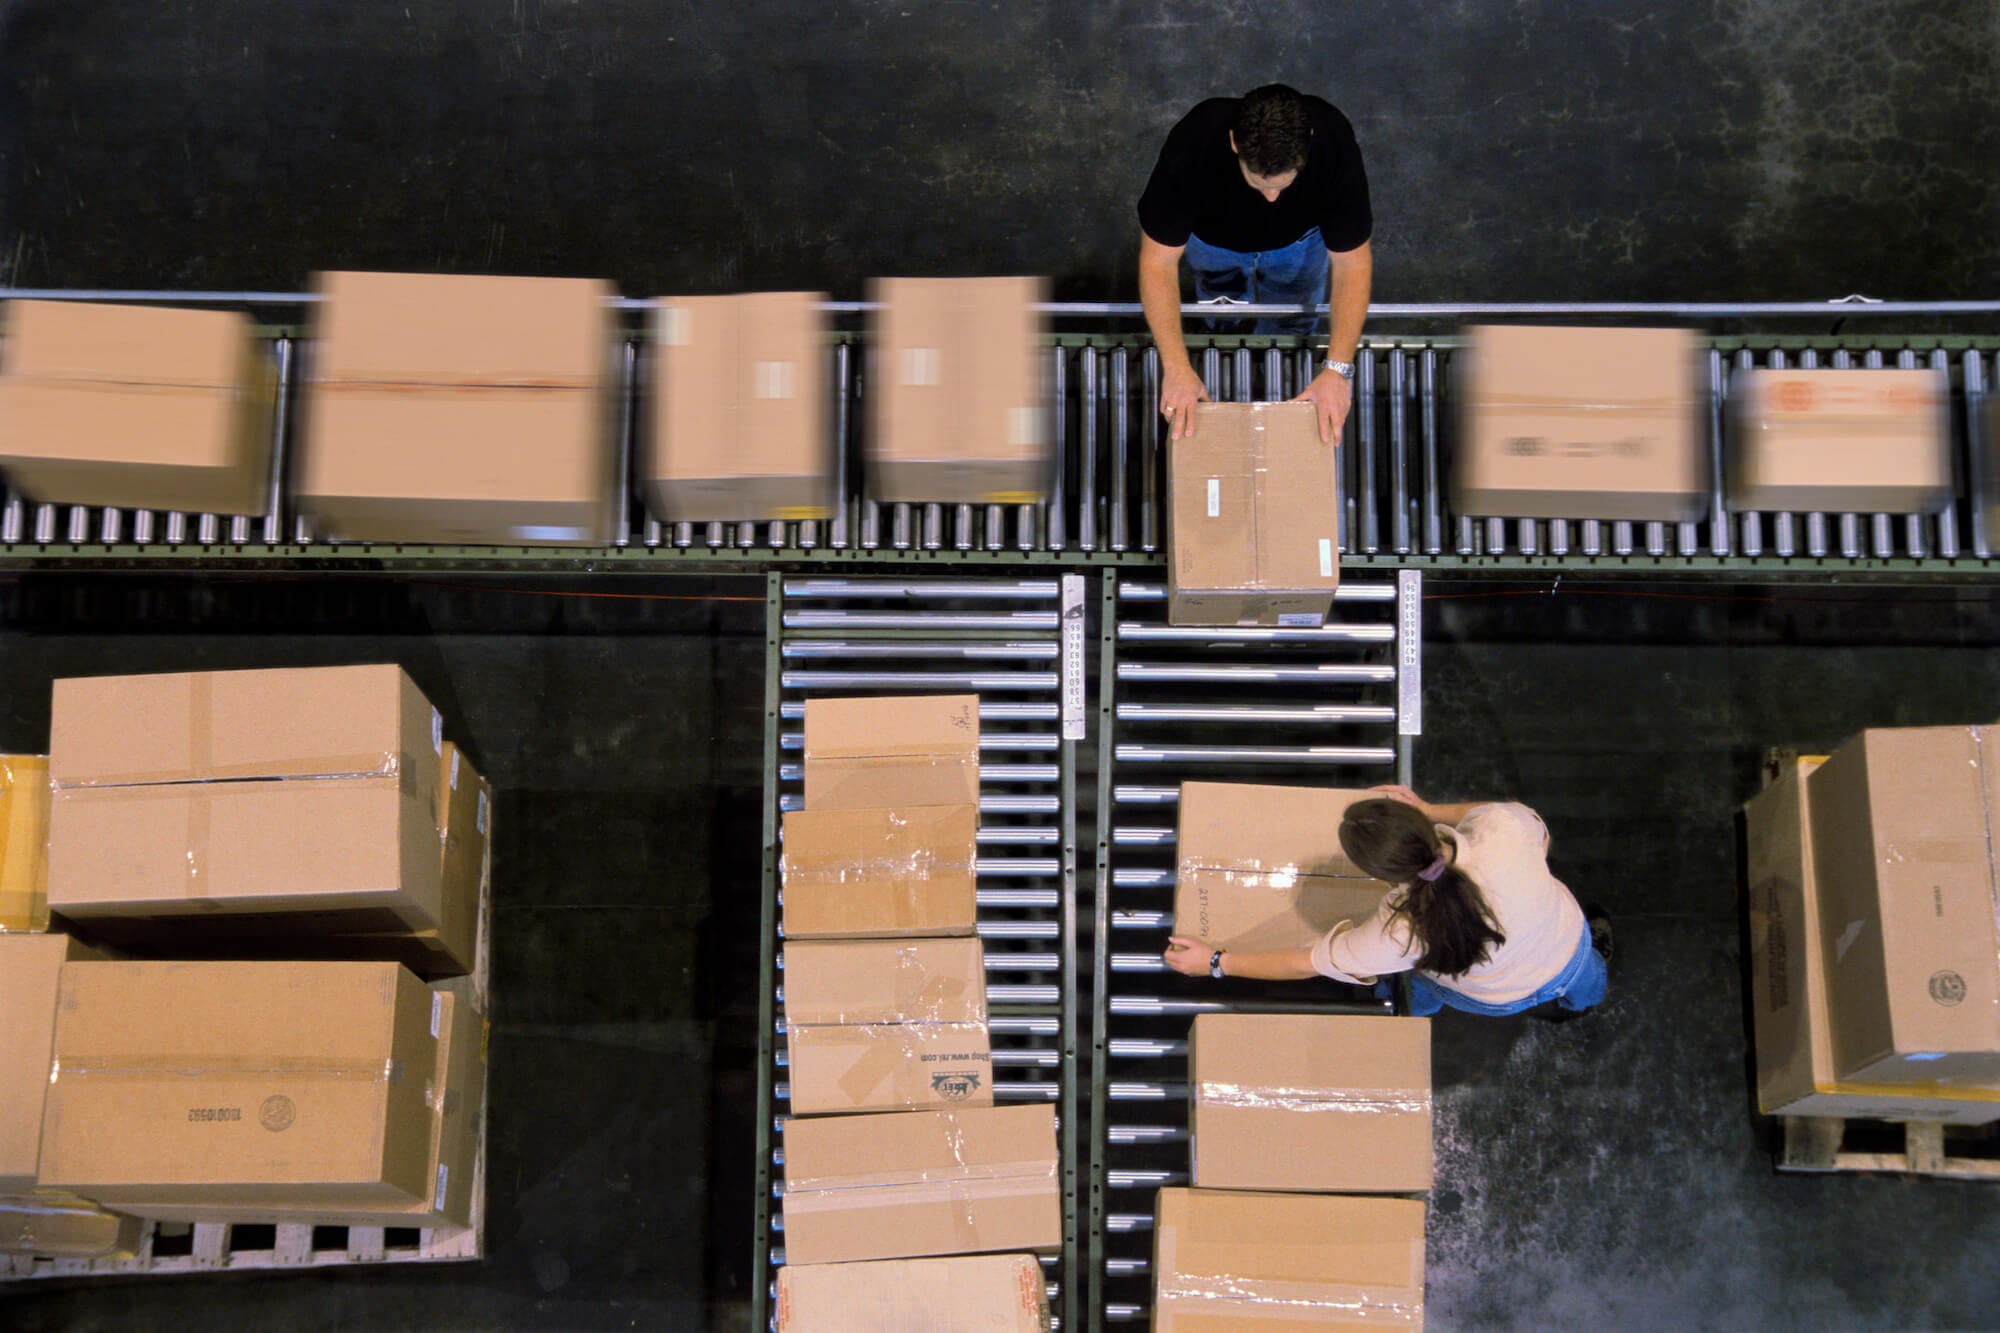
[1324,357,1356,381]
[1209,949,1225,980]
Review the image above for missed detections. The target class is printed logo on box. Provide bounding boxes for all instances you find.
[1930,970,1968,1007]
[931,1071,983,1101]
[260,1094,297,1133]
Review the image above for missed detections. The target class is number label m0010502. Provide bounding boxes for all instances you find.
[188,1106,242,1123]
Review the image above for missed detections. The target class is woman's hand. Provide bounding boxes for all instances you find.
[1163,935,1215,976]
[1366,783,1424,809]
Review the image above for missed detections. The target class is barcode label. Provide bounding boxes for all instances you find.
[754,360,795,400]
[903,347,941,386]
[431,710,443,755]
[477,789,490,835]
[1319,538,1334,578]
[657,306,689,345]
[1206,479,1220,518]
[430,993,443,1037]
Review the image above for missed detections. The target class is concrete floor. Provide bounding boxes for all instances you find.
[7,571,2000,1330]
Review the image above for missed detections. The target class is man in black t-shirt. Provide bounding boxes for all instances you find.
[1137,84,1373,442]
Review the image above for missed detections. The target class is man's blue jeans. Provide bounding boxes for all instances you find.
[1388,921,1609,1018]
[1184,226,1328,336]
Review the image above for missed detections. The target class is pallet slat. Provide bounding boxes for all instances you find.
[1779,1115,2000,1182]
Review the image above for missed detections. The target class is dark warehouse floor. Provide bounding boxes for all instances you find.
[5,571,2000,1330]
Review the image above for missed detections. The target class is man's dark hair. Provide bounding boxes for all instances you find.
[1232,84,1312,176]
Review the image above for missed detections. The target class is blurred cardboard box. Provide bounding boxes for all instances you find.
[1747,755,2000,1123]
[1730,368,1950,513]
[776,1254,1050,1332]
[0,755,50,933]
[781,804,978,939]
[783,937,991,1115]
[1175,782,1391,953]
[0,299,274,515]
[1189,1013,1433,1193]
[1152,1188,1425,1330]
[801,694,980,811]
[38,960,437,1212]
[1,933,108,1193]
[869,277,1048,504]
[1169,402,1339,627]
[1808,727,2000,1085]
[46,665,461,958]
[644,291,832,522]
[1455,324,1705,521]
[0,1193,143,1259]
[781,1105,1060,1265]
[299,271,618,547]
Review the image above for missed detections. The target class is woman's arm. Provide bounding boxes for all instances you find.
[1163,936,1318,980]
[1365,784,1477,825]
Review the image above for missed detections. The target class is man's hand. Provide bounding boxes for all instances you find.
[1160,362,1209,440]
[1292,367,1353,444]
[1163,935,1215,976]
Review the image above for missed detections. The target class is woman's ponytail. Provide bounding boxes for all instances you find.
[1338,799,1506,978]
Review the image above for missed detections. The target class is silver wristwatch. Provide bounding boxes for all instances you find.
[1209,949,1226,980]
[1324,357,1356,380]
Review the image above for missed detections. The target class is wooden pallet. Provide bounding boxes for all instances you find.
[1779,1115,2000,1182]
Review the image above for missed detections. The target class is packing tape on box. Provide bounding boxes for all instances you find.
[784,1171,1054,1214]
[1971,729,2000,1022]
[1194,1082,1431,1115]
[1155,1230,1423,1326]
[313,374,598,393]
[1,371,240,394]
[1479,392,1692,414]
[784,1145,1055,1195]
[790,1023,991,1109]
[51,1054,408,1083]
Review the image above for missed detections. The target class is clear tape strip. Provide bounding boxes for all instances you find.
[1195,1082,1432,1115]
[1156,1273,1423,1325]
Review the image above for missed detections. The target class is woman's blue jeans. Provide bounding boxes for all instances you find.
[1184,226,1328,336]
[1386,922,1608,1018]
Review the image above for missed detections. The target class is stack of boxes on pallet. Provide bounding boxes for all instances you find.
[1747,728,2000,1125]
[775,694,1058,1330]
[1155,780,1430,1327]
[0,664,491,1264]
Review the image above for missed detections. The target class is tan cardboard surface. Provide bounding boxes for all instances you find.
[0,755,50,933]
[1169,402,1340,627]
[0,934,104,1193]
[781,1105,1060,1265]
[1808,727,2000,1084]
[645,292,832,521]
[801,694,980,810]
[776,1254,1051,1332]
[1176,782,1392,953]
[299,270,617,546]
[38,960,436,1210]
[1455,324,1704,521]
[1152,1187,1426,1331]
[0,1193,143,1259]
[1730,368,1952,514]
[0,299,273,515]
[868,277,1048,503]
[1746,756,2000,1123]
[1190,1013,1433,1193]
[780,803,978,939]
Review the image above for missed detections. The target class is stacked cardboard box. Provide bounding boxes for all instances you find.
[1746,729,2000,1115]
[0,299,276,516]
[1169,402,1340,627]
[1454,324,1706,522]
[1728,368,1951,514]
[0,756,51,934]
[776,1253,1051,1332]
[781,694,987,1116]
[644,291,833,522]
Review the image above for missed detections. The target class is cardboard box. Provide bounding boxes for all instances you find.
[868,277,1048,504]
[0,934,105,1193]
[1747,755,2000,1123]
[1152,1188,1426,1330]
[106,977,487,1229]
[0,299,274,515]
[1175,782,1392,953]
[1189,1014,1432,1193]
[1808,727,2000,1085]
[0,1193,143,1259]
[1454,324,1705,521]
[1169,402,1340,627]
[299,270,618,547]
[776,1254,1050,1332]
[783,937,992,1115]
[781,1105,1060,1265]
[644,292,833,521]
[780,803,978,939]
[38,960,437,1211]
[1729,368,1951,513]
[0,755,50,933]
[801,694,980,811]
[47,665,455,947]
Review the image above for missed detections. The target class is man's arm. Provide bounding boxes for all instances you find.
[1292,239,1373,443]
[1140,231,1209,439]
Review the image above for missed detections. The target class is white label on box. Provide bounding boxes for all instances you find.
[1206,478,1220,518]
[903,347,941,387]
[513,525,589,542]
[477,788,490,835]
[1278,612,1324,627]
[1009,405,1043,448]
[430,993,443,1038]
[1319,537,1334,578]
[431,709,443,756]
[436,1163,448,1201]
[449,748,461,790]
[754,359,795,400]
[657,306,689,346]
